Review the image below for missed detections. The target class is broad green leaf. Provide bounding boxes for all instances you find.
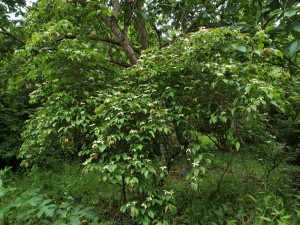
[294,22,300,32]
[191,182,198,191]
[253,99,260,105]
[144,170,149,178]
[99,145,106,152]
[289,39,300,56]
[250,104,257,111]
[219,116,227,123]
[107,164,117,172]
[232,44,247,52]
[284,10,298,18]
[148,210,155,218]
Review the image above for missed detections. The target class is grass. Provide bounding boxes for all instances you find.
[1,148,299,225]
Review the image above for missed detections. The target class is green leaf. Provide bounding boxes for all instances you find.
[232,44,247,52]
[194,168,199,176]
[294,23,300,32]
[95,103,106,114]
[249,104,257,111]
[99,145,106,152]
[275,49,283,58]
[144,170,149,178]
[148,210,155,219]
[116,175,122,181]
[191,182,198,191]
[219,116,227,123]
[288,39,300,56]
[284,10,298,18]
[210,115,218,124]
[227,220,237,225]
[69,215,81,225]
[259,216,273,222]
[253,99,260,106]
[107,164,117,172]
[37,205,56,218]
[235,142,240,151]
[245,85,251,94]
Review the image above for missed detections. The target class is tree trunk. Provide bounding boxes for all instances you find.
[101,16,138,65]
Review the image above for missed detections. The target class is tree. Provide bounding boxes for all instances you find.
[0,0,298,223]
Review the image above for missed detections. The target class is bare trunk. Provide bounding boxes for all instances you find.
[136,17,148,50]
[134,2,148,50]
[113,0,120,20]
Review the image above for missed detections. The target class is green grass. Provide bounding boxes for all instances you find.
[1,150,299,225]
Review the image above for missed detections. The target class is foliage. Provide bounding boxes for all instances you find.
[0,165,98,225]
[75,28,288,223]
[2,153,300,224]
[0,0,299,224]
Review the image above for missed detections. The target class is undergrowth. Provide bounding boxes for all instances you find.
[1,150,299,225]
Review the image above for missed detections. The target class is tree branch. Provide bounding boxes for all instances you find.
[108,59,131,68]
[98,37,141,54]
[152,24,162,47]
[55,34,77,42]
[0,26,25,45]
[100,15,138,65]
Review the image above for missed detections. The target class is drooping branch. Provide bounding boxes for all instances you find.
[0,26,25,45]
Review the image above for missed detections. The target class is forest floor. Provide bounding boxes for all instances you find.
[1,147,300,224]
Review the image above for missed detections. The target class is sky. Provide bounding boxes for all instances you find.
[8,0,36,20]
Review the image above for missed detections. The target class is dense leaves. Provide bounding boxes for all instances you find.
[0,0,299,224]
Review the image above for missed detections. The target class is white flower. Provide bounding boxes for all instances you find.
[160,166,167,171]
[141,203,147,209]
[192,162,199,167]
[146,196,153,201]
[129,129,137,134]
[164,190,174,195]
